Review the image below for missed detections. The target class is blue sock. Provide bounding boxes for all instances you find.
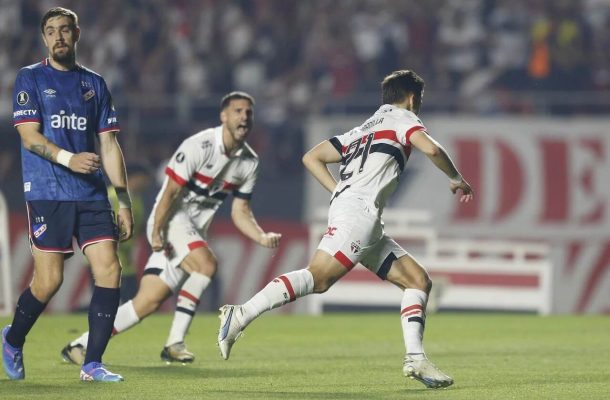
[84,286,120,365]
[6,288,47,348]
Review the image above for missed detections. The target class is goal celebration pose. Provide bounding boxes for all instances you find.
[61,92,281,365]
[218,70,473,389]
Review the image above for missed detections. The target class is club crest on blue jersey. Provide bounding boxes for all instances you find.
[83,89,95,102]
[13,61,118,201]
[33,223,47,239]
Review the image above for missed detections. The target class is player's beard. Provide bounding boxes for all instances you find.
[51,45,76,66]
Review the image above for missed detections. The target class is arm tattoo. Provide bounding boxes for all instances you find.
[30,144,54,161]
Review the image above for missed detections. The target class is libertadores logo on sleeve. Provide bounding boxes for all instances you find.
[17,91,29,105]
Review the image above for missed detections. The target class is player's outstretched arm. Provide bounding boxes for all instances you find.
[410,130,474,203]
[16,123,101,174]
[99,130,134,240]
[302,140,342,193]
[231,197,281,248]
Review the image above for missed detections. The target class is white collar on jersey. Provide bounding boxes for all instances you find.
[377,104,418,119]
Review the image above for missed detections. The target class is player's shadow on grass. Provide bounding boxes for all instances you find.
[204,389,441,399]
[114,365,272,378]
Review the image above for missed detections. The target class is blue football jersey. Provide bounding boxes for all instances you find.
[13,58,120,201]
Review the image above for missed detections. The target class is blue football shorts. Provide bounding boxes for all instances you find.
[26,200,119,256]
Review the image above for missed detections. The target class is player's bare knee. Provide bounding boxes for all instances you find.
[30,277,62,302]
[418,275,432,293]
[132,292,163,317]
[132,275,172,317]
[409,274,431,293]
[183,249,217,278]
[387,267,431,292]
[30,267,63,300]
[91,259,122,287]
[143,298,162,316]
[311,273,336,293]
[194,260,217,278]
[404,273,431,292]
[105,260,122,278]
[308,257,343,293]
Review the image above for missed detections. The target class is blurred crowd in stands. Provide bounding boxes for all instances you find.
[1,0,609,214]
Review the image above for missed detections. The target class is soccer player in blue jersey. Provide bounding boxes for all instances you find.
[1,7,133,382]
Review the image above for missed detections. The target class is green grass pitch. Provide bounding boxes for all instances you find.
[1,312,609,399]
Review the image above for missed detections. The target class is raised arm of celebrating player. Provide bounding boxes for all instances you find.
[302,140,342,193]
[99,131,134,240]
[231,197,281,248]
[16,123,102,174]
[409,130,474,203]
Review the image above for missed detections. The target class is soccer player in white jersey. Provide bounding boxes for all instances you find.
[61,92,281,365]
[218,70,473,389]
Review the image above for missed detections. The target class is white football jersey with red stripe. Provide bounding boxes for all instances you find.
[328,104,426,211]
[149,125,259,231]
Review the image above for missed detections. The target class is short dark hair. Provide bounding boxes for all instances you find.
[381,70,425,108]
[40,7,78,34]
[220,91,255,110]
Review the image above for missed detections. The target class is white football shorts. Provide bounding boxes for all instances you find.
[143,210,209,291]
[317,196,407,279]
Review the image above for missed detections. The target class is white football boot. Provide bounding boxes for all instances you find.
[61,342,86,365]
[160,342,195,363]
[403,355,454,389]
[217,305,245,360]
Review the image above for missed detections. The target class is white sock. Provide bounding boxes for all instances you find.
[71,299,140,350]
[166,272,211,346]
[240,269,314,327]
[400,288,428,358]
[113,299,141,334]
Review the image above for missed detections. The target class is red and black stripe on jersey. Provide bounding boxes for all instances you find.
[329,129,419,174]
[165,167,252,201]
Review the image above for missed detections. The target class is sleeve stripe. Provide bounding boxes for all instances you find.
[405,125,426,143]
[194,172,214,185]
[165,167,188,186]
[233,191,252,200]
[329,137,343,154]
[14,119,41,126]
[98,127,120,134]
